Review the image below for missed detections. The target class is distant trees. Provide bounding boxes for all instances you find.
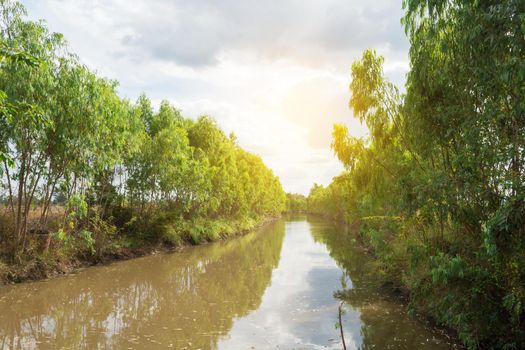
[125,110,286,221]
[0,0,285,260]
[285,193,306,213]
[310,1,525,348]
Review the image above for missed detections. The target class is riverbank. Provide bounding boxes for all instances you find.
[305,213,465,348]
[0,216,461,349]
[0,215,280,286]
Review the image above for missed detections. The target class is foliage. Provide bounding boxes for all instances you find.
[285,193,307,212]
[309,1,525,348]
[0,1,285,269]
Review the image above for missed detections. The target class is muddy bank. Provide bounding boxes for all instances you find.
[0,215,279,286]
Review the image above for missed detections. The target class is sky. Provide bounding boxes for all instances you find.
[23,0,410,195]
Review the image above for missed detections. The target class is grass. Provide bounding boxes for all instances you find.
[0,206,278,285]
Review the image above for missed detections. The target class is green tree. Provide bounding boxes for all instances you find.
[311,2,525,348]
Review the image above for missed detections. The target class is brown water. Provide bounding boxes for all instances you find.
[0,216,460,349]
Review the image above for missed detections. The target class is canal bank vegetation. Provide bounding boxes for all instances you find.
[285,193,307,213]
[0,0,286,284]
[0,220,287,349]
[309,1,525,349]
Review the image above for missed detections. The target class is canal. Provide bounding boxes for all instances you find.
[0,216,459,349]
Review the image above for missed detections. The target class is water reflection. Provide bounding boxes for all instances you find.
[0,217,459,349]
[0,220,285,349]
[218,218,351,349]
[309,217,460,350]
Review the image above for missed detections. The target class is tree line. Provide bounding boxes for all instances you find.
[0,0,285,270]
[309,1,525,349]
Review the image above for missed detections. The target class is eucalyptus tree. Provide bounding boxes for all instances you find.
[312,1,525,348]
[0,0,286,262]
[0,0,131,249]
[0,2,61,244]
[401,1,525,347]
[188,116,239,217]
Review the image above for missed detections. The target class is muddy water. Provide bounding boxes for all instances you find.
[0,216,459,349]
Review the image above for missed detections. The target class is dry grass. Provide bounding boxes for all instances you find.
[0,205,64,230]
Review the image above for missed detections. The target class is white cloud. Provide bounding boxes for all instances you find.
[22,0,409,194]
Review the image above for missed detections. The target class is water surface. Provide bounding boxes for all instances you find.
[0,216,459,349]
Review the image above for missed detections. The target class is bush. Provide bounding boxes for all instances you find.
[87,214,117,258]
[0,260,8,283]
[160,223,183,247]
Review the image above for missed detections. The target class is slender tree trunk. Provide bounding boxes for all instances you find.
[22,169,42,234]
[3,160,15,219]
[16,152,26,242]
[41,174,58,227]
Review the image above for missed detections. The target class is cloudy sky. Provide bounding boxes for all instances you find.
[23,0,409,194]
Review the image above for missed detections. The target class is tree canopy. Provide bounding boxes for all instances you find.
[309,1,525,348]
[0,0,285,263]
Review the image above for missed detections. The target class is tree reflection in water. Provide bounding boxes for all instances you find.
[0,221,285,350]
[309,217,460,350]
[0,217,460,350]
